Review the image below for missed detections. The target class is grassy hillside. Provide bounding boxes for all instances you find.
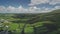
[0,9,60,34]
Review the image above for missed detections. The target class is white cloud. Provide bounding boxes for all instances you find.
[29,0,49,6]
[6,6,16,12]
[28,6,41,13]
[0,6,6,11]
[49,6,60,11]
[17,6,28,13]
[44,6,60,12]
[0,5,60,13]
[0,6,48,13]
[54,6,60,9]
[49,0,60,5]
[29,0,60,6]
[0,6,27,13]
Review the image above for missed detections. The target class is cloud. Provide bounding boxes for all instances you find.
[0,6,5,11]
[54,6,60,9]
[6,6,16,12]
[0,6,48,13]
[0,6,28,13]
[17,6,28,13]
[29,0,49,6]
[51,6,60,10]
[28,6,40,13]
[0,5,60,13]
[49,0,60,5]
[29,0,60,6]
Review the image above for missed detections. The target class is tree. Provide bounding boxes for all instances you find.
[12,14,40,34]
[12,14,31,34]
[26,15,40,34]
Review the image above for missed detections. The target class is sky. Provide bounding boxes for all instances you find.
[0,0,60,13]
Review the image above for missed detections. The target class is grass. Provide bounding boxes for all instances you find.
[0,18,44,34]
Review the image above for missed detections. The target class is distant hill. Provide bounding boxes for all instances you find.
[39,9,60,22]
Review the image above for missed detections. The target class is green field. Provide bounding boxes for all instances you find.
[0,9,60,34]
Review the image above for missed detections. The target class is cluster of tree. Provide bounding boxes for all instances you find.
[35,9,60,34]
[11,9,60,34]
